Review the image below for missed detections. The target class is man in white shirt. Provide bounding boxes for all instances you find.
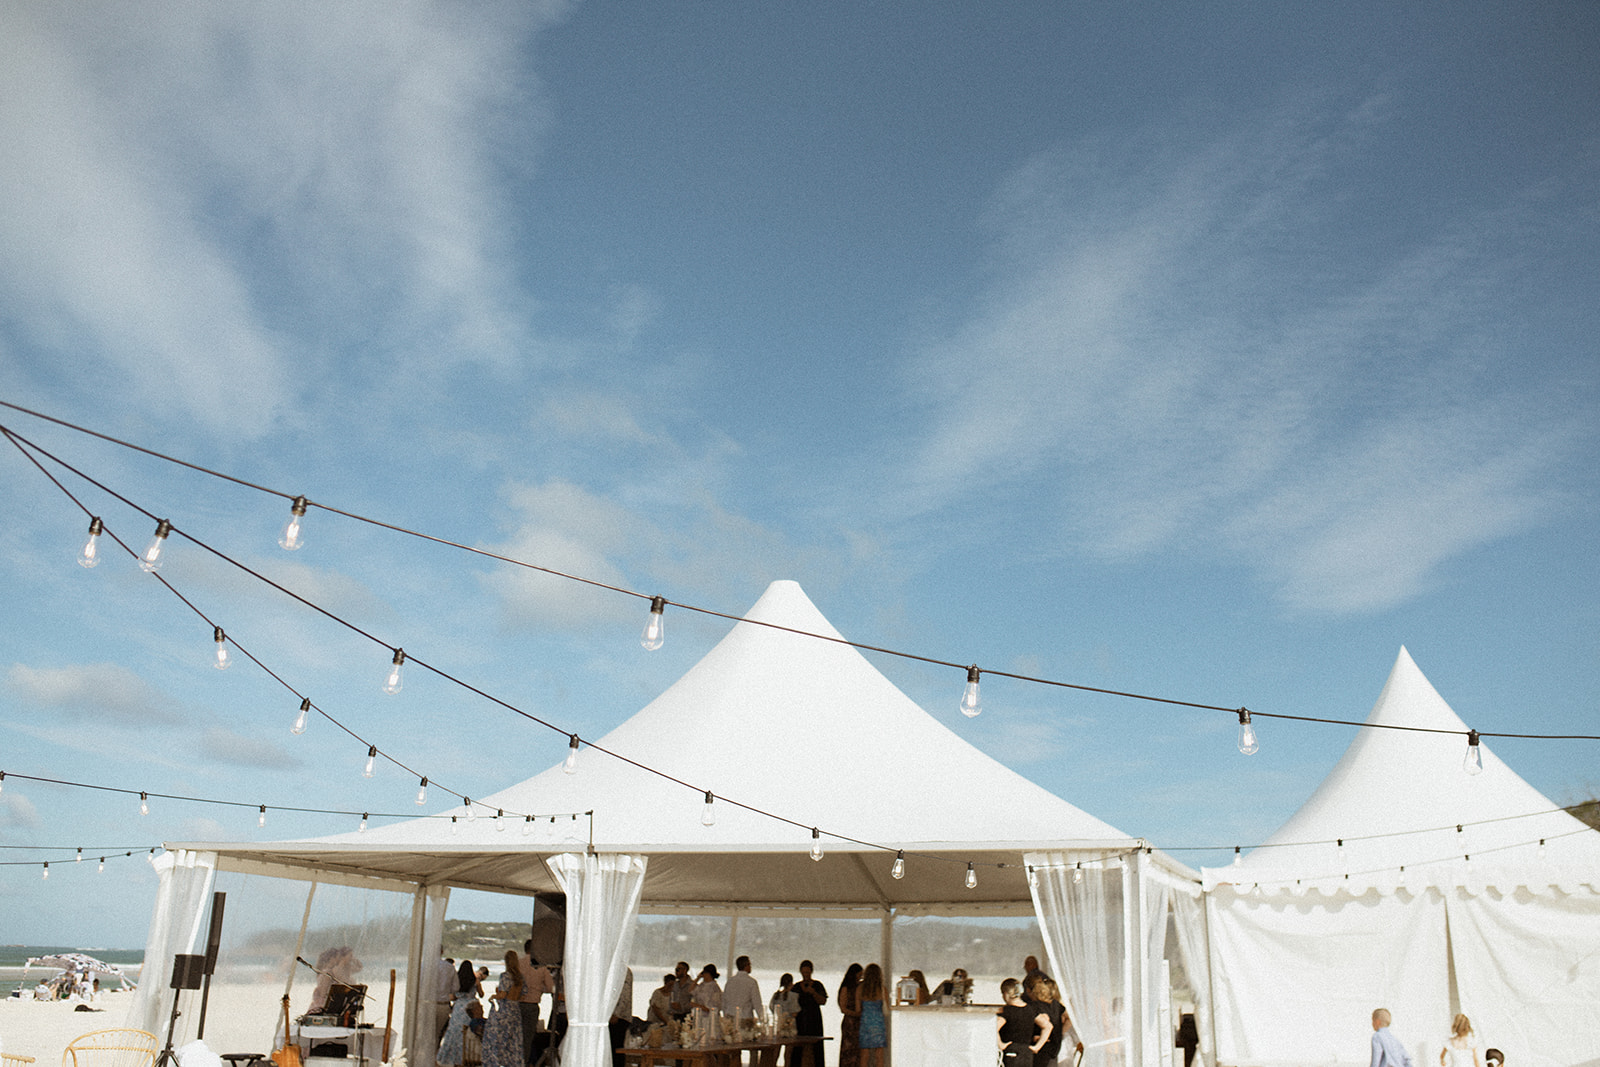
[722,956,762,1021]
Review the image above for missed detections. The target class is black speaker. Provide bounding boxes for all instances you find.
[169,954,206,991]
[530,893,565,965]
[203,892,226,976]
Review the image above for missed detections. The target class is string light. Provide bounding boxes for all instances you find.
[960,666,982,718]
[212,626,231,670]
[1337,838,1346,872]
[415,777,429,805]
[450,816,458,835]
[496,808,506,832]
[78,516,104,568]
[1464,729,1483,775]
[701,791,716,827]
[0,771,5,794]
[1538,838,1546,860]
[383,649,405,695]
[364,745,377,778]
[641,596,666,651]
[1074,862,1083,883]
[1237,708,1259,755]
[97,857,105,873]
[1398,865,1407,887]
[1026,865,1038,889]
[292,697,310,736]
[42,861,49,880]
[464,798,476,820]
[139,792,149,816]
[965,862,978,889]
[810,828,823,861]
[279,496,308,551]
[1232,847,1242,867]
[359,813,368,834]
[523,816,534,836]
[258,805,266,828]
[139,519,173,572]
[76,847,82,863]
[564,735,580,775]
[891,851,905,880]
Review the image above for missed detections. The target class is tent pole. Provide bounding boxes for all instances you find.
[881,909,895,1067]
[727,912,740,979]
[402,884,427,1066]
[1124,858,1143,1067]
[1200,891,1218,1067]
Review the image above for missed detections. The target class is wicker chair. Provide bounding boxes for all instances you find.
[4,1053,40,1067]
[60,1029,158,1067]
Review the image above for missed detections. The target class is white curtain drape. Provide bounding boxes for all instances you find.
[125,850,218,1041]
[1168,887,1212,1067]
[548,853,648,1067]
[409,884,451,1067]
[1140,860,1169,1067]
[1027,852,1125,1067]
[1446,886,1600,1067]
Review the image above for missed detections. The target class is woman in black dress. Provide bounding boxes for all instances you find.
[793,959,829,1067]
[996,978,1051,1067]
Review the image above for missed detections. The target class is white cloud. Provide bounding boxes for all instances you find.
[5,662,184,726]
[0,2,570,438]
[896,96,1585,614]
[0,792,43,832]
[198,726,301,771]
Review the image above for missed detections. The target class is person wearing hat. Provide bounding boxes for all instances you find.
[692,965,723,1012]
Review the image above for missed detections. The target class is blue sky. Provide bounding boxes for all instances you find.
[1,1,1596,945]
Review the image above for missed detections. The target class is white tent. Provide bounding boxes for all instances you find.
[139,580,1199,1067]
[1202,647,1600,1067]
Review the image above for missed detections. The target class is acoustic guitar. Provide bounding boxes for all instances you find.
[272,994,303,1067]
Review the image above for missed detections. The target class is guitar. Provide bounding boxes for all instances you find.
[272,994,303,1067]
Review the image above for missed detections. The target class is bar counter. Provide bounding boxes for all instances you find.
[890,1003,998,1067]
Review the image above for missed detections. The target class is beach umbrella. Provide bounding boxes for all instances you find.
[24,952,125,976]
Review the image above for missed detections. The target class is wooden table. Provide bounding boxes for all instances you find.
[618,1035,827,1067]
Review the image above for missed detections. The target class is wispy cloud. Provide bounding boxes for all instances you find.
[198,726,300,770]
[0,2,568,439]
[0,792,43,833]
[895,94,1588,613]
[6,662,184,725]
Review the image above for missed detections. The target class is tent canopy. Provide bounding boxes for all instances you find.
[183,580,1161,911]
[1204,646,1599,892]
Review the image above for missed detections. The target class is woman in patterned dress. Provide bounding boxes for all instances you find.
[481,951,525,1067]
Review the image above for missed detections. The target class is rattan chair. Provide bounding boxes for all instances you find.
[4,1053,40,1067]
[60,1029,158,1067]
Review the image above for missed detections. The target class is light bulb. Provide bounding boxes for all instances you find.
[1397,865,1407,887]
[1237,708,1259,755]
[139,519,173,572]
[292,697,310,735]
[450,816,458,836]
[98,857,105,873]
[523,816,534,836]
[1538,838,1547,860]
[496,809,506,832]
[1027,866,1039,890]
[383,649,405,695]
[77,847,83,863]
[564,734,580,775]
[641,596,666,651]
[0,771,5,795]
[464,798,476,820]
[79,517,104,568]
[959,666,982,718]
[965,862,977,889]
[43,862,49,880]
[1463,729,1483,775]
[891,851,905,880]
[1232,847,1241,867]
[364,745,377,778]
[212,626,231,670]
[416,777,429,805]
[1073,863,1083,883]
[139,792,150,816]
[700,791,717,826]
[359,813,369,834]
[279,496,308,551]
[258,805,267,828]
[809,828,823,862]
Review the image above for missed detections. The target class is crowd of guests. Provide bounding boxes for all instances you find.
[996,956,1083,1067]
[434,939,583,1067]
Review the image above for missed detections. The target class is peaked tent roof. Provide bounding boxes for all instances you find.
[1203,646,1600,892]
[184,580,1157,910]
